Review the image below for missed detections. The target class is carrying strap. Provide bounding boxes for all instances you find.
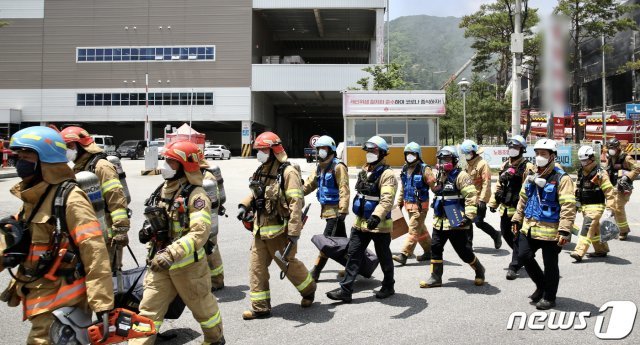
[86,153,108,174]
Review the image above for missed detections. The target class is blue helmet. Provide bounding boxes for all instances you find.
[404,142,421,157]
[459,139,479,154]
[314,135,336,151]
[10,126,68,163]
[363,135,389,152]
[437,146,459,160]
[507,135,527,149]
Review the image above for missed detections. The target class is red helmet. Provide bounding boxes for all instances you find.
[254,132,284,154]
[60,126,94,146]
[163,141,201,172]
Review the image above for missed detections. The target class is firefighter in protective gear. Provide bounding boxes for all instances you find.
[420,146,486,288]
[131,141,224,345]
[569,146,615,262]
[460,139,502,250]
[512,138,576,310]
[197,151,226,291]
[2,126,114,344]
[239,132,316,320]
[327,136,397,302]
[393,142,434,266]
[60,126,130,271]
[605,138,639,240]
[488,135,534,280]
[302,135,350,282]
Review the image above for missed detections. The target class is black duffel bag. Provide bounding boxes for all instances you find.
[311,234,379,278]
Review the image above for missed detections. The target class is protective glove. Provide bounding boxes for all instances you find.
[511,221,521,235]
[477,201,487,220]
[111,227,129,247]
[489,207,497,213]
[338,213,347,221]
[150,250,174,272]
[557,231,571,246]
[237,205,247,221]
[397,201,404,209]
[366,215,381,230]
[287,235,299,245]
[458,217,472,228]
[218,205,227,216]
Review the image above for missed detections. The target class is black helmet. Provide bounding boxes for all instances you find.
[606,138,621,149]
[0,217,30,268]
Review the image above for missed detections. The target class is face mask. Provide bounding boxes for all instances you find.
[161,160,177,180]
[534,177,547,188]
[508,148,521,158]
[317,149,328,160]
[608,149,617,156]
[580,159,590,167]
[257,150,270,163]
[535,156,549,168]
[66,148,77,162]
[464,153,474,161]
[16,160,38,178]
[366,152,378,164]
[405,154,417,163]
[438,162,454,172]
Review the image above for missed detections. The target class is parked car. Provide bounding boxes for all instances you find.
[204,144,231,160]
[304,147,317,163]
[116,140,147,159]
[91,135,116,155]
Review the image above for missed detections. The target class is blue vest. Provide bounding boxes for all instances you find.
[401,163,430,203]
[524,167,565,223]
[352,164,392,219]
[432,169,464,218]
[316,158,342,205]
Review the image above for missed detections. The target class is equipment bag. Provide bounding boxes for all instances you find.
[311,234,379,278]
[599,209,620,243]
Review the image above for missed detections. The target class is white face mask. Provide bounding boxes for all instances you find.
[465,153,474,161]
[257,150,270,163]
[161,160,176,180]
[535,156,550,168]
[608,149,617,156]
[405,154,417,163]
[366,152,378,163]
[317,149,328,160]
[534,177,547,188]
[580,159,590,167]
[508,148,520,158]
[66,148,77,162]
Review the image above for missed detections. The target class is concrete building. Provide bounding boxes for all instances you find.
[0,0,387,156]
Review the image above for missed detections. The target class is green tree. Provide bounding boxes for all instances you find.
[353,62,407,90]
[554,0,638,143]
[459,0,539,100]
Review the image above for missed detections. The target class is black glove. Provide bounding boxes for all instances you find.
[366,215,381,230]
[237,205,247,221]
[218,205,227,216]
[477,201,487,220]
[338,213,347,221]
[287,235,299,244]
[458,217,472,228]
[489,207,497,213]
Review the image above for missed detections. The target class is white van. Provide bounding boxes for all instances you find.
[91,135,116,155]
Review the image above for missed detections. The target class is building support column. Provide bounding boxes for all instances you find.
[375,8,385,64]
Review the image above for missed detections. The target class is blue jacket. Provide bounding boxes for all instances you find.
[401,163,430,203]
[524,167,565,224]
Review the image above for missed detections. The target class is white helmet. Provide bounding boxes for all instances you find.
[578,145,595,160]
[533,138,557,153]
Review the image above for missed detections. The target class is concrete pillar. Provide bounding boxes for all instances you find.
[375,8,385,64]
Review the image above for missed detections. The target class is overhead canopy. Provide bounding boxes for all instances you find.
[167,123,206,151]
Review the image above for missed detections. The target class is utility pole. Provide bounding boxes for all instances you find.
[602,34,607,142]
[511,0,523,136]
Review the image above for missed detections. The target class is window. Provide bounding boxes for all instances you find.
[103,93,111,106]
[351,119,376,146]
[77,94,85,106]
[77,46,216,63]
[112,93,120,106]
[347,118,438,147]
[78,49,87,62]
[76,92,214,106]
[408,118,437,146]
[121,93,129,106]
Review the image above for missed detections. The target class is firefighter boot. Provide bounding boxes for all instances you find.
[326,288,352,303]
[470,257,485,286]
[569,252,583,262]
[203,336,226,345]
[310,256,328,282]
[419,262,443,288]
[392,253,408,266]
[416,251,431,262]
[242,310,272,320]
[301,291,315,308]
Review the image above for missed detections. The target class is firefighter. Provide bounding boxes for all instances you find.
[1,126,114,344]
[393,142,434,265]
[512,139,576,310]
[132,141,224,345]
[605,138,640,240]
[488,135,534,280]
[60,126,130,271]
[238,132,316,320]
[570,146,615,261]
[420,146,486,288]
[460,139,502,249]
[302,135,350,282]
[198,153,226,291]
[326,136,397,302]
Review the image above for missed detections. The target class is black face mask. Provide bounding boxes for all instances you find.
[16,160,38,178]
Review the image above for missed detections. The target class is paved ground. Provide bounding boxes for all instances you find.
[1,158,639,344]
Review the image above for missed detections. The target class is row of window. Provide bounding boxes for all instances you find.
[77,93,214,106]
[76,46,215,62]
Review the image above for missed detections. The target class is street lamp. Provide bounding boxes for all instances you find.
[458,77,470,139]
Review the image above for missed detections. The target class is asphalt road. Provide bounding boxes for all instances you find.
[1,158,639,344]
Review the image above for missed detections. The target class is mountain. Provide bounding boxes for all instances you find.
[388,15,475,89]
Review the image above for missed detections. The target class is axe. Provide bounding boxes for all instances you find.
[275,204,311,280]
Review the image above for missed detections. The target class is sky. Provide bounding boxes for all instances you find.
[389,0,557,19]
